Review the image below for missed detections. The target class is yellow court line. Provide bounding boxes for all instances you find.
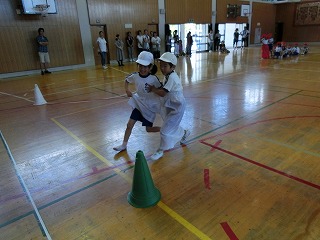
[51,117,212,240]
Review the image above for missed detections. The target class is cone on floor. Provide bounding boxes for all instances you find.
[34,84,47,105]
[128,150,161,208]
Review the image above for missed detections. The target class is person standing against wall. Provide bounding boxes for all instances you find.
[240,27,250,48]
[143,29,150,52]
[208,29,214,52]
[186,31,193,57]
[214,30,221,52]
[115,34,124,66]
[97,31,108,69]
[151,32,161,59]
[136,30,144,55]
[126,31,134,62]
[165,30,172,52]
[233,28,240,49]
[36,28,51,75]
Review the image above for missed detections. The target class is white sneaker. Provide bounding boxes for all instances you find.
[180,129,191,144]
[113,145,126,152]
[150,150,164,161]
[103,65,107,69]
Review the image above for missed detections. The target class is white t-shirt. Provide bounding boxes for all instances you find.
[163,71,183,92]
[97,37,107,52]
[126,73,162,122]
[151,36,161,51]
[136,35,144,49]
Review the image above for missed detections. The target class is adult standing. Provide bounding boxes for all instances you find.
[233,28,240,49]
[143,29,150,52]
[151,32,161,59]
[126,31,134,62]
[186,31,193,57]
[208,29,214,52]
[165,30,172,52]
[240,27,250,48]
[96,30,108,69]
[214,30,221,52]
[36,28,51,75]
[136,30,144,55]
[115,34,124,66]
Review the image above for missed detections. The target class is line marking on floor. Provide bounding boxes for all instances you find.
[51,117,213,240]
[0,131,52,240]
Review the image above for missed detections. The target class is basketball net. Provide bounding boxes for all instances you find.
[33,4,50,17]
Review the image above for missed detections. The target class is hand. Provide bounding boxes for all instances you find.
[126,90,132,97]
[145,83,154,93]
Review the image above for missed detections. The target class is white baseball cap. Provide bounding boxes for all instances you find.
[158,52,177,66]
[136,51,154,66]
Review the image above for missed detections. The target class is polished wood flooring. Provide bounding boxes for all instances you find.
[1,46,320,240]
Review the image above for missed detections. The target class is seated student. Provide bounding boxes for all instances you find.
[273,42,282,59]
[291,43,300,56]
[219,41,230,53]
[301,43,309,55]
[282,43,289,58]
[286,44,293,56]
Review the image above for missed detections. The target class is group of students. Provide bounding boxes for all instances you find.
[136,29,161,59]
[261,33,309,59]
[113,51,190,161]
[166,30,194,58]
[272,42,309,59]
[96,29,161,69]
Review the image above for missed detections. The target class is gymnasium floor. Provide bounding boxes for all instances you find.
[0,46,319,239]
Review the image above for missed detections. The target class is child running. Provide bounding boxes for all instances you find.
[146,52,190,160]
[113,51,162,152]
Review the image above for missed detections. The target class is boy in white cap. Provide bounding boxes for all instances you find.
[146,52,190,160]
[113,51,162,152]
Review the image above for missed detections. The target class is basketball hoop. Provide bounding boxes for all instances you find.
[33,4,50,17]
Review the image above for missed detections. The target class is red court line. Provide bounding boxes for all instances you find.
[220,222,239,240]
[201,141,320,191]
[204,169,211,189]
[211,140,222,152]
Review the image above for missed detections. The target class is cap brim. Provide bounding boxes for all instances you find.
[136,59,151,66]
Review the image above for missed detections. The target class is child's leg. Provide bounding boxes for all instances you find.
[113,118,136,151]
[146,126,160,132]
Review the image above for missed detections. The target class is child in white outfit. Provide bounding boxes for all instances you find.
[146,52,190,160]
[113,51,162,152]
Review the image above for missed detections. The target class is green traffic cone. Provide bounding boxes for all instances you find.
[128,150,161,208]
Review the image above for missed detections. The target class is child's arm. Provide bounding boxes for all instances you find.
[146,84,167,97]
[124,80,132,97]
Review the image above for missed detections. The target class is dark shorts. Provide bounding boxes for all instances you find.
[130,108,153,127]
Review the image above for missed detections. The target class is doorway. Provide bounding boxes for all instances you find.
[90,25,110,65]
[217,23,248,48]
[274,22,283,43]
[168,23,209,53]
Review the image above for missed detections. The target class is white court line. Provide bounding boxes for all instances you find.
[0,92,33,103]
[0,131,52,240]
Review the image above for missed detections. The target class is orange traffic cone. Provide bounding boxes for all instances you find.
[34,84,47,105]
[128,150,161,208]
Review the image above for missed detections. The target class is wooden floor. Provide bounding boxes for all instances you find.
[1,46,320,240]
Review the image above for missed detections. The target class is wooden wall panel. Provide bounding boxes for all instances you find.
[276,3,320,42]
[165,0,211,24]
[251,3,276,43]
[0,0,84,74]
[87,0,159,60]
[216,0,251,24]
